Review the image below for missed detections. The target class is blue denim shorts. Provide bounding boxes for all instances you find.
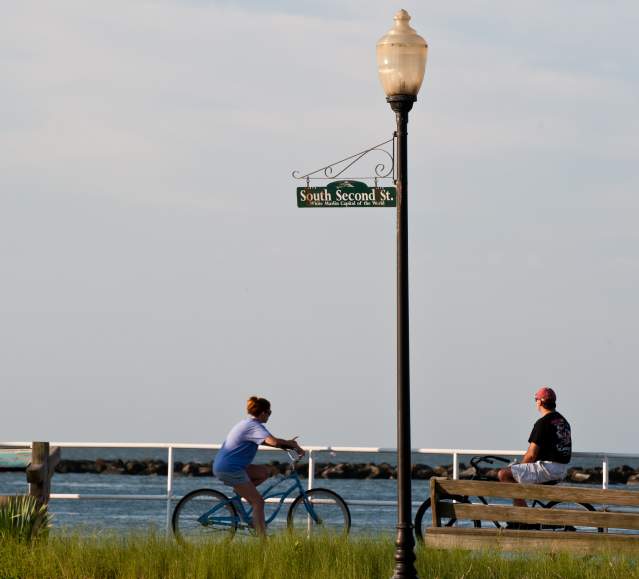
[214,469,249,486]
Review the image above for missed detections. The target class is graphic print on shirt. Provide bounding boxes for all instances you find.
[553,418,572,457]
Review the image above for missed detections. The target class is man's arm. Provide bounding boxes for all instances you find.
[521,442,540,464]
[263,435,305,456]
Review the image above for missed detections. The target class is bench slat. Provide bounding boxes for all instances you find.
[434,479,639,507]
[437,501,639,530]
[424,527,639,554]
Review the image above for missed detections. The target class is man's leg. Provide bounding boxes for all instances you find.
[233,482,266,536]
[498,467,527,507]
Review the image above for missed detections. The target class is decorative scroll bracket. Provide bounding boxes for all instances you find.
[292,135,396,188]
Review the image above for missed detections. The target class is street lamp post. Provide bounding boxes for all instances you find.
[377,10,428,579]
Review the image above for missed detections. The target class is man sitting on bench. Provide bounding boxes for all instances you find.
[498,386,572,510]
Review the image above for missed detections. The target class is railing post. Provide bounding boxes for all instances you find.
[166,445,174,537]
[602,454,610,533]
[28,442,50,505]
[308,449,315,490]
[452,452,459,480]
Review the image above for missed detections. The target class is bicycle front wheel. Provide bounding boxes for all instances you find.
[287,488,351,536]
[172,489,238,543]
[414,495,481,543]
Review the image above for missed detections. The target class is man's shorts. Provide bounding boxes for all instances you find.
[214,469,250,486]
[510,461,567,484]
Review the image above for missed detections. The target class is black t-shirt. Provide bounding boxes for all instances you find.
[528,411,572,464]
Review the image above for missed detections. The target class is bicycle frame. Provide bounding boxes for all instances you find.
[198,469,320,530]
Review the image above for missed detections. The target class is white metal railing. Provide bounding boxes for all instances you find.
[2,442,637,534]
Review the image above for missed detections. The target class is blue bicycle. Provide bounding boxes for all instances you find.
[171,450,351,542]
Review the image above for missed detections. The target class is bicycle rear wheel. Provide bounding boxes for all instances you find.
[287,488,351,536]
[545,501,603,533]
[172,489,238,543]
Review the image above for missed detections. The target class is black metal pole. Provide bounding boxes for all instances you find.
[388,94,418,579]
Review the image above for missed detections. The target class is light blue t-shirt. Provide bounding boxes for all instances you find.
[213,417,271,473]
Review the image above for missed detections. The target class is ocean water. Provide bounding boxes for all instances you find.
[0,470,424,536]
[2,449,638,536]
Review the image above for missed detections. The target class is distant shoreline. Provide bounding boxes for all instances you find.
[3,458,638,485]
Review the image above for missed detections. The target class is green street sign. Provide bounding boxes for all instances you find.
[297,180,396,208]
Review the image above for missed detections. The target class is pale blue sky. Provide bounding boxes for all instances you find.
[1,1,637,452]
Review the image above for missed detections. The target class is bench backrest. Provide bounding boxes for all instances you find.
[430,479,639,533]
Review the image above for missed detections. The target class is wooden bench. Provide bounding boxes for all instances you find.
[0,442,61,506]
[426,479,639,554]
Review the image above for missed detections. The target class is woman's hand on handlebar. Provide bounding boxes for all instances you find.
[289,436,305,458]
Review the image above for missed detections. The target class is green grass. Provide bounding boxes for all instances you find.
[0,533,638,579]
[0,496,51,542]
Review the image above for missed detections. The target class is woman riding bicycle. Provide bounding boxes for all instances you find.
[212,396,305,536]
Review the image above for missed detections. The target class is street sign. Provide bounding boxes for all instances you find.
[297,180,396,208]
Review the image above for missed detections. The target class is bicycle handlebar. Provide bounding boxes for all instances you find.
[469,455,511,468]
[286,449,302,464]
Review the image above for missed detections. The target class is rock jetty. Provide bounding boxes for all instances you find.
[46,459,639,484]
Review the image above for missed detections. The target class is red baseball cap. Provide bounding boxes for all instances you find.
[535,387,556,402]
